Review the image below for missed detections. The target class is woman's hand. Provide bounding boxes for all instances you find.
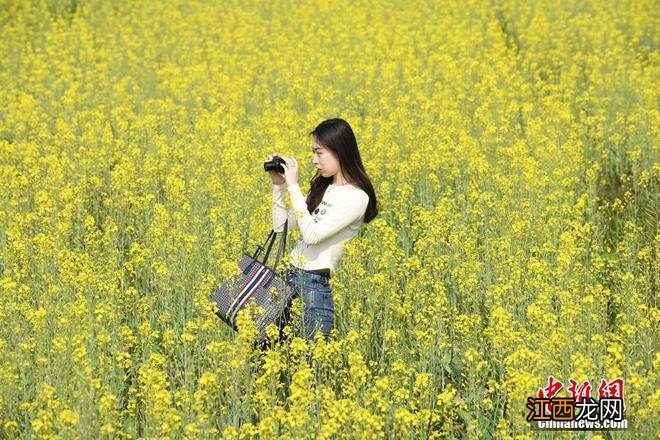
[279,156,299,186]
[266,154,285,185]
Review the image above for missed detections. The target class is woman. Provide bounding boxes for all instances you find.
[267,118,378,342]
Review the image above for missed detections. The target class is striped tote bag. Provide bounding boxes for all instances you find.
[210,220,294,343]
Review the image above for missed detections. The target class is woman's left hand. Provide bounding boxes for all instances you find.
[280,156,299,186]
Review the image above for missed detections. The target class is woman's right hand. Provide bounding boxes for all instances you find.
[266,154,286,185]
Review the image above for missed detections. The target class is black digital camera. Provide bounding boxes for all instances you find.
[263,155,286,174]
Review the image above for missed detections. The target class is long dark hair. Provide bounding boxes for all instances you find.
[306,118,378,223]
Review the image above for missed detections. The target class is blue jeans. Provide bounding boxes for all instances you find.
[282,265,334,341]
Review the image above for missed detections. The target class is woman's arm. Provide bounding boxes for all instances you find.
[287,183,368,245]
[272,183,298,232]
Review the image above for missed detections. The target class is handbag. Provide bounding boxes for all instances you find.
[210,220,294,343]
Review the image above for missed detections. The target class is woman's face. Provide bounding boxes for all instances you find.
[311,138,341,178]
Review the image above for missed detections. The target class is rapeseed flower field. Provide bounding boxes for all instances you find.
[0,0,657,438]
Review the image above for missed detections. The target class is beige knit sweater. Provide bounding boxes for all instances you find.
[272,182,369,277]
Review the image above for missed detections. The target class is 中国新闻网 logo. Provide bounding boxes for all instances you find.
[526,376,628,430]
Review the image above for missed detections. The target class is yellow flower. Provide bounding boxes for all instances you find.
[57,409,79,426]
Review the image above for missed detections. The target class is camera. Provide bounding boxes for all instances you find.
[263,155,286,174]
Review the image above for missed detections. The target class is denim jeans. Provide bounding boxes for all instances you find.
[282,265,334,341]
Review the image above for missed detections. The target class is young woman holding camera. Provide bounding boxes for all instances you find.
[267,118,378,341]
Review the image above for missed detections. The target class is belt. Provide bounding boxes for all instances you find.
[305,269,330,279]
[290,266,330,279]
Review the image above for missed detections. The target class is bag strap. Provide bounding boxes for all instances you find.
[271,219,288,271]
[252,220,288,268]
[252,229,276,262]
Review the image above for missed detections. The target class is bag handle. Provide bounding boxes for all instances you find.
[271,219,288,272]
[252,227,277,262]
[252,220,288,269]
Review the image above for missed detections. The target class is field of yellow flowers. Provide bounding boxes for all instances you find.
[1,0,657,438]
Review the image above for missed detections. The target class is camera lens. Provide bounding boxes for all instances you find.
[264,156,285,174]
